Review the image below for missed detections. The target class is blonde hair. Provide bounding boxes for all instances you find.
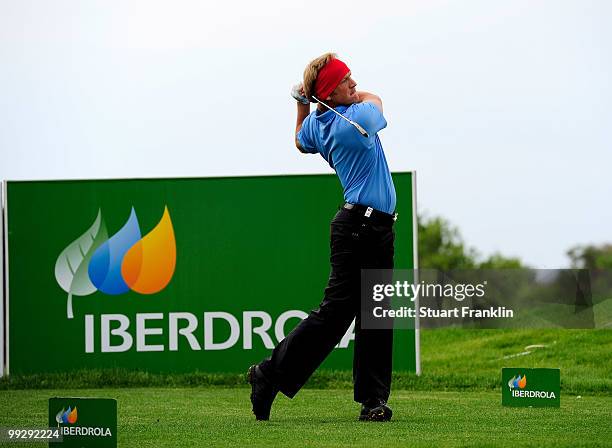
[303,52,337,101]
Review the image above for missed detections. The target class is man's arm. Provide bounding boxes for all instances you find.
[357,91,383,113]
[295,102,310,153]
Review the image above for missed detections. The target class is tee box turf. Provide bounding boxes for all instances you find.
[502,368,560,408]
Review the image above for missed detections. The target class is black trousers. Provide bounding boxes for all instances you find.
[259,207,395,403]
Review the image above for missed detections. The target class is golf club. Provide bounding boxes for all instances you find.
[311,95,369,138]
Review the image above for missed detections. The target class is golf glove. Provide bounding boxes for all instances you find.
[291,83,310,105]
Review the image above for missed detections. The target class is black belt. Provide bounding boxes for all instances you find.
[342,203,397,226]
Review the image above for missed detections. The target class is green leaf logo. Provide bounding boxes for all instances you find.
[55,407,65,426]
[54,210,108,319]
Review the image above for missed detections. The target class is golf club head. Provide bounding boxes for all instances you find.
[351,122,369,138]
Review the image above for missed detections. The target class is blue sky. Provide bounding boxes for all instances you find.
[1,0,610,267]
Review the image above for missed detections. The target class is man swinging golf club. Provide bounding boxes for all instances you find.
[248,52,396,421]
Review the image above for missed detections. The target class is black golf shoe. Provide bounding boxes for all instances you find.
[359,398,393,422]
[247,364,278,421]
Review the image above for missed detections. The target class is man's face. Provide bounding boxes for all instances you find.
[328,72,358,106]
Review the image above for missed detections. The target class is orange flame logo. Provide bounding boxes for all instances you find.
[508,374,527,389]
[121,206,176,294]
[55,406,78,425]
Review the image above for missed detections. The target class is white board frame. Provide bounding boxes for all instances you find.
[411,172,421,375]
[1,181,6,377]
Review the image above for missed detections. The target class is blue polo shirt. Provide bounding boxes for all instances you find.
[297,102,396,214]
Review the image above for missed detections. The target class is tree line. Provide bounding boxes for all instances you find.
[418,215,611,270]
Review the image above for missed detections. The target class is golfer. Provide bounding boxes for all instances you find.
[248,52,396,422]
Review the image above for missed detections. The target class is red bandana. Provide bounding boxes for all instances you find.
[314,58,350,100]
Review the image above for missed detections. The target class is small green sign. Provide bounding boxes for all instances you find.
[48,397,117,447]
[501,368,560,408]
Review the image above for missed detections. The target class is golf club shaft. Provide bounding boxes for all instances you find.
[311,96,369,138]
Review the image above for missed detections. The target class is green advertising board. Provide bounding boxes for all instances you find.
[49,397,117,447]
[3,173,417,375]
[501,368,560,408]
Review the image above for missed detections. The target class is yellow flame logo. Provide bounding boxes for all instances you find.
[121,206,176,294]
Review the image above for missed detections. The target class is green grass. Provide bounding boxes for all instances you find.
[0,388,610,447]
[416,328,612,395]
[2,329,610,395]
[1,329,610,446]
